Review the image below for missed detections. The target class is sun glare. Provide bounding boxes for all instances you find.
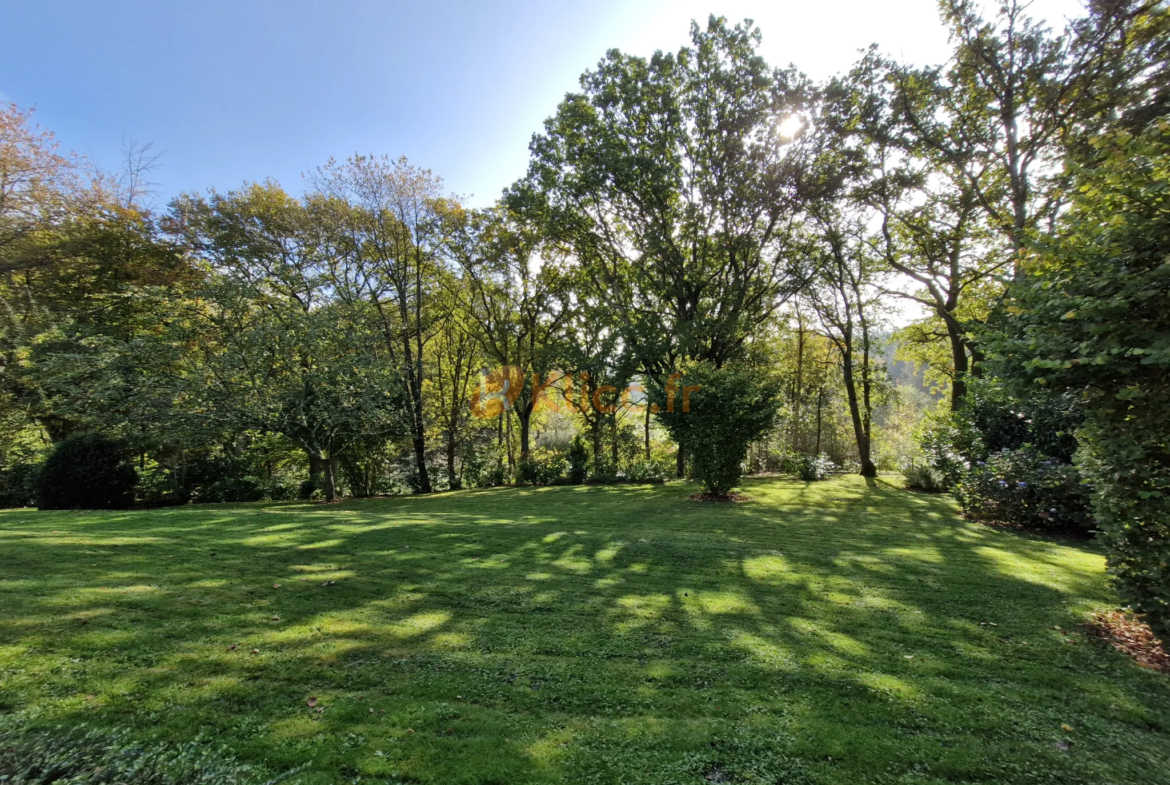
[778,115,803,141]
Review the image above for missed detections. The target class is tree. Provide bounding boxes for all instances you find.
[424,274,483,489]
[651,359,782,497]
[169,183,410,501]
[804,212,886,477]
[994,118,1170,643]
[524,16,814,377]
[443,204,570,460]
[310,156,448,493]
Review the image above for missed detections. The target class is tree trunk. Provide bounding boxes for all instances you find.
[644,401,651,461]
[841,352,877,478]
[611,413,619,468]
[324,455,337,501]
[815,390,823,455]
[517,405,532,460]
[947,324,970,411]
[676,443,686,479]
[446,432,460,490]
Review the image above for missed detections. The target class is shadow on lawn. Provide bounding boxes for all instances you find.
[1,476,1167,783]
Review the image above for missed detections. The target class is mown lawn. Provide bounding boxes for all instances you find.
[1,476,1167,784]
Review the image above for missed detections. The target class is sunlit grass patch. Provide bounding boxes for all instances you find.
[0,475,1166,784]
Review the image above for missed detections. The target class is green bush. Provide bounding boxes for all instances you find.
[36,432,137,510]
[201,476,265,503]
[902,462,948,492]
[623,459,666,484]
[956,448,1093,534]
[298,475,324,500]
[794,453,835,482]
[991,119,1170,643]
[517,449,568,486]
[0,717,301,785]
[652,361,782,497]
[0,462,40,508]
[587,457,620,484]
[567,435,589,484]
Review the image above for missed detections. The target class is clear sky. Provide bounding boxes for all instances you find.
[1,0,1085,208]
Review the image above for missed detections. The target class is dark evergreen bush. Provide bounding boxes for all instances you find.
[36,432,137,510]
[0,462,40,508]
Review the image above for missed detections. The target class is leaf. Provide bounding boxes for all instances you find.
[307,697,318,708]
[273,583,281,589]
[1061,723,1075,732]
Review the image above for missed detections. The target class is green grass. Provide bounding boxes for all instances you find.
[1,475,1168,784]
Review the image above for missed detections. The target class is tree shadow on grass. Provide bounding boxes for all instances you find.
[0,477,1168,784]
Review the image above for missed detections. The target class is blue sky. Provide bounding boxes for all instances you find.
[1,0,1085,208]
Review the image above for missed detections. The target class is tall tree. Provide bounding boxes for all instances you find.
[523,16,815,377]
[310,156,446,493]
[443,204,569,460]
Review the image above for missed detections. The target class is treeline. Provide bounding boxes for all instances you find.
[1,2,1167,635]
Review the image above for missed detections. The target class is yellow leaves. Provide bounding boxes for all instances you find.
[1062,310,1077,320]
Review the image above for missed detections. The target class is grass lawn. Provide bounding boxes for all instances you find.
[1,475,1168,784]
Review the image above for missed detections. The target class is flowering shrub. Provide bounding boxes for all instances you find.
[957,448,1093,534]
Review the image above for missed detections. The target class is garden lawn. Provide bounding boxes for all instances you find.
[1,475,1168,785]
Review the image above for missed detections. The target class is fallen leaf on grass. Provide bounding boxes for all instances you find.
[251,648,259,654]
[273,583,281,589]
[307,697,318,707]
[1062,723,1075,732]
[323,580,336,587]
[228,644,237,651]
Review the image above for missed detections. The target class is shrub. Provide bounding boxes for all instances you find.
[0,462,40,508]
[588,457,620,484]
[517,449,568,486]
[624,459,666,484]
[956,448,1093,534]
[652,361,782,497]
[989,120,1170,643]
[567,435,589,484]
[298,475,323,500]
[201,477,265,503]
[794,453,834,482]
[36,432,137,510]
[903,461,948,492]
[0,717,302,785]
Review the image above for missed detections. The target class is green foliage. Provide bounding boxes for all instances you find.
[793,453,835,482]
[36,432,137,510]
[297,475,323,501]
[957,448,1094,534]
[567,435,590,484]
[0,717,301,785]
[902,461,950,492]
[623,459,667,484]
[0,462,39,508]
[652,362,783,496]
[523,16,812,370]
[517,448,569,486]
[994,119,1170,642]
